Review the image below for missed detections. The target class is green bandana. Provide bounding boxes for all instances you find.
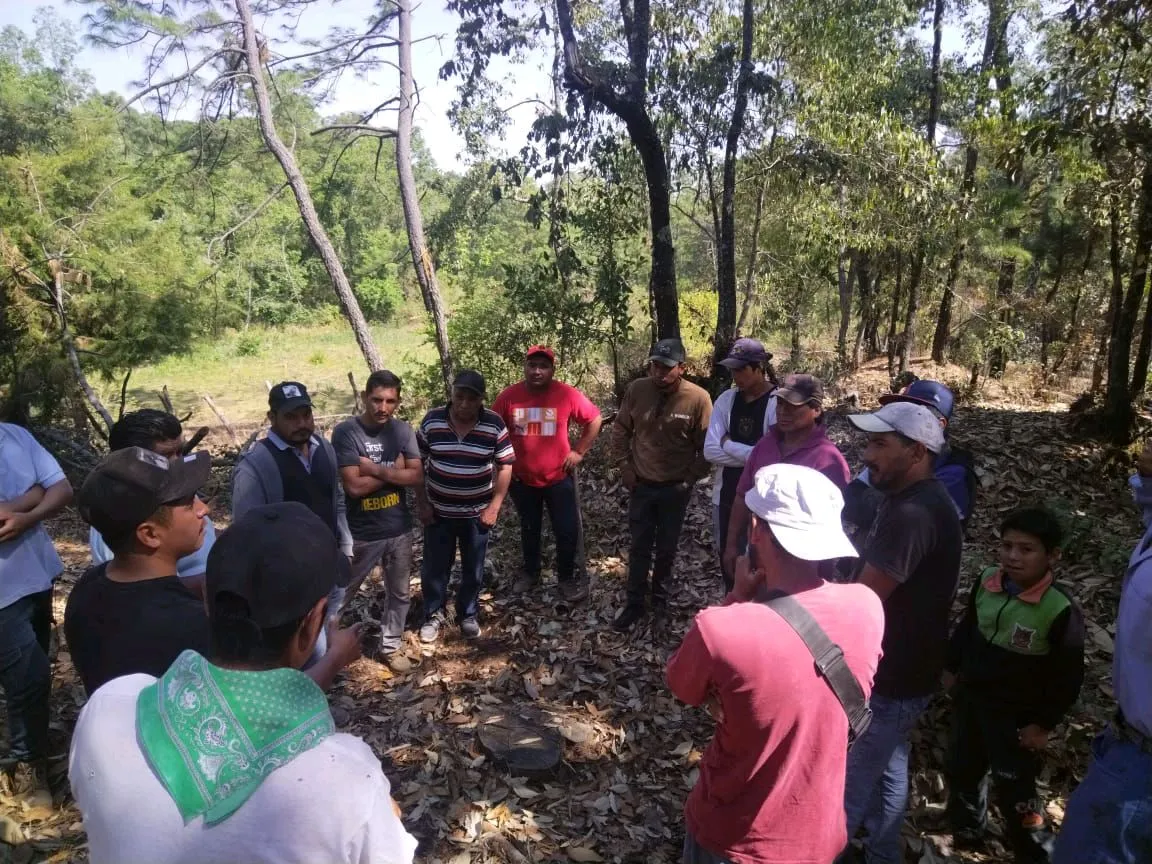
[136,650,334,824]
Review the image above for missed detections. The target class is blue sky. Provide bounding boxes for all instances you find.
[0,0,550,171]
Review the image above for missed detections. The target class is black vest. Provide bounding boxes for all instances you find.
[262,438,338,539]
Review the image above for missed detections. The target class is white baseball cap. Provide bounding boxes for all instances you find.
[847,402,945,453]
[743,463,858,562]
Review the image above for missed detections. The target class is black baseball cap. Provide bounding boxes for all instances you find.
[206,502,352,629]
[452,369,486,397]
[775,373,825,406]
[648,338,687,367]
[78,446,212,533]
[269,381,312,414]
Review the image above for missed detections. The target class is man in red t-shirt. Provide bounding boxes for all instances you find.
[667,463,885,864]
[492,346,603,602]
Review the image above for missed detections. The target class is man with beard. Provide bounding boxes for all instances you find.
[611,338,712,631]
[492,345,602,602]
[837,402,963,864]
[232,382,352,558]
[332,371,423,658]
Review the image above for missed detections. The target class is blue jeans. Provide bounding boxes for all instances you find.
[0,590,52,762]
[509,475,583,583]
[1054,730,1152,864]
[421,516,490,622]
[840,692,932,864]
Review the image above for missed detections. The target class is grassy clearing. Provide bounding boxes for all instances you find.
[105,315,435,428]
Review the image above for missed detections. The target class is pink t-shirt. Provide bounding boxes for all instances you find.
[666,582,885,864]
[491,381,600,487]
[734,425,851,499]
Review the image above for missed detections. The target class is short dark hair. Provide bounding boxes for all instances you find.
[210,591,309,666]
[109,409,182,452]
[1000,507,1063,552]
[365,370,402,396]
[100,503,172,555]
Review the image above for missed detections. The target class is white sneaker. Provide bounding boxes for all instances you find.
[419,613,445,643]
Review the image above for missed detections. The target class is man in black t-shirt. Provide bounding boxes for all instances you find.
[331,370,423,657]
[836,402,963,864]
[66,447,214,695]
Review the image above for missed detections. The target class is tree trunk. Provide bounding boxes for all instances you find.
[790,283,804,365]
[900,252,924,373]
[53,269,113,433]
[926,0,945,145]
[887,252,903,376]
[711,0,754,373]
[836,243,856,367]
[234,0,383,372]
[1093,204,1125,393]
[1104,157,1152,443]
[735,176,767,336]
[556,0,679,340]
[865,264,883,357]
[931,0,1003,362]
[397,0,453,394]
[986,0,1018,378]
[852,253,874,370]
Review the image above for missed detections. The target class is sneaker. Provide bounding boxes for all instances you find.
[512,572,541,593]
[460,616,481,639]
[613,604,645,632]
[419,612,446,644]
[559,580,590,603]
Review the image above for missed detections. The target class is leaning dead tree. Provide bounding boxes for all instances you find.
[84,0,392,372]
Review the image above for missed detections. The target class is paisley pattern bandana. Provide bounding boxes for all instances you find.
[136,650,334,824]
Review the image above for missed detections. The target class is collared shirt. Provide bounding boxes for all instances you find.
[1121,475,1152,737]
[0,423,66,609]
[417,406,515,518]
[265,430,319,471]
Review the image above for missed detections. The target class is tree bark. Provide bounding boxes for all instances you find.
[900,252,924,373]
[887,252,903,376]
[836,243,855,367]
[556,0,678,339]
[234,0,383,372]
[735,176,767,336]
[986,0,1018,378]
[711,0,755,373]
[931,0,1003,362]
[1105,157,1152,442]
[397,0,453,394]
[926,0,945,145]
[1093,204,1125,393]
[52,269,113,433]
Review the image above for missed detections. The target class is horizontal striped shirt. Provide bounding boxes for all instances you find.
[418,406,515,518]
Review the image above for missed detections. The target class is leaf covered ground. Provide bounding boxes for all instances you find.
[0,382,1140,864]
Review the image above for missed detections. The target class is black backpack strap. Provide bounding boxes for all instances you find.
[764,594,872,744]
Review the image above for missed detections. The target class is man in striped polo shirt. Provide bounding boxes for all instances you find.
[415,370,515,642]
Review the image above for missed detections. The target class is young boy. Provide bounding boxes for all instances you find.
[944,508,1085,863]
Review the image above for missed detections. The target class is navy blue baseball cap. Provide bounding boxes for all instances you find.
[880,380,954,420]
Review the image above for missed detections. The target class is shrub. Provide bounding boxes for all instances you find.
[234,332,262,357]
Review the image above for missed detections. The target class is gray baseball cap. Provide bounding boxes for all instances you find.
[847,402,945,454]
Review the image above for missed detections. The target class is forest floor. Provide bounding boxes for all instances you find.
[0,360,1139,864]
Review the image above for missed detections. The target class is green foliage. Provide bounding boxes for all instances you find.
[234,333,263,357]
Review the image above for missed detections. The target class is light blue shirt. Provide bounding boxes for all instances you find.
[0,423,66,609]
[89,519,216,579]
[265,430,319,471]
[1121,475,1152,737]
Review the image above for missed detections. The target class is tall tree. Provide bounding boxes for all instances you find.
[554,0,679,340]
[396,0,453,393]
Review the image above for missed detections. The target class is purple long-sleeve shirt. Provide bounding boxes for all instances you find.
[734,424,851,499]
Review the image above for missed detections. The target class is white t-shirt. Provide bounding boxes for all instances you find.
[70,675,418,864]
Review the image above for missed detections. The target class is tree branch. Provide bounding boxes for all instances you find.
[312,123,397,137]
[206,181,291,260]
[119,49,234,113]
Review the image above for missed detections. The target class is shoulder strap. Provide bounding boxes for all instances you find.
[764,593,872,745]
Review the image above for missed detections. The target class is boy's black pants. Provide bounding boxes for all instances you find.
[946,685,1054,862]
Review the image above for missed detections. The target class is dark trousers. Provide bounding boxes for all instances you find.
[627,481,692,608]
[946,686,1053,862]
[0,589,52,762]
[509,475,583,584]
[421,517,490,623]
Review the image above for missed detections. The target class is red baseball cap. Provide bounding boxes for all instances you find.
[526,345,556,363]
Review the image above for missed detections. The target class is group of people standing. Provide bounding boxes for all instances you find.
[0,334,1146,864]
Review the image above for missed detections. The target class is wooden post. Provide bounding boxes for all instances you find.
[159,385,174,414]
[202,395,239,447]
[348,371,361,414]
